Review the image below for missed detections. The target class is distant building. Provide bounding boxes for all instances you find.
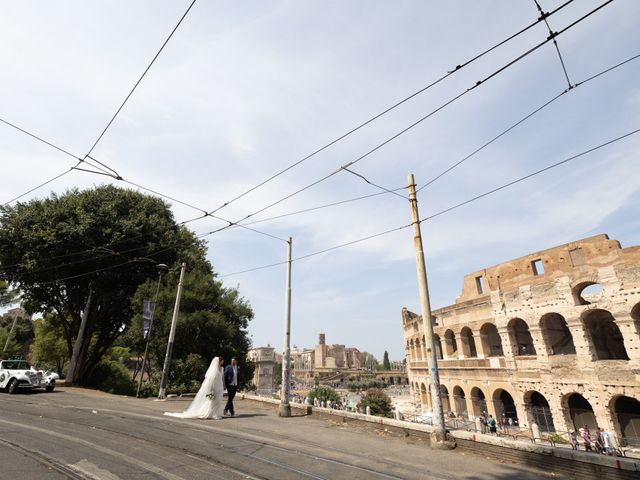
[6,307,31,321]
[247,346,277,396]
[403,234,640,446]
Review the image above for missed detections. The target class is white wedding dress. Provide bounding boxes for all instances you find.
[164,357,224,419]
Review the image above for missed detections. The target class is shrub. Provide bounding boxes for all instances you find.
[89,359,136,396]
[308,385,340,404]
[357,388,392,417]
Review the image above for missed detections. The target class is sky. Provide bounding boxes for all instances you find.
[1,1,639,360]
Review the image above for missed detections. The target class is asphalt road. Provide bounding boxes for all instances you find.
[0,387,564,480]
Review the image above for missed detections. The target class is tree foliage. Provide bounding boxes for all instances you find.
[0,186,211,385]
[357,388,392,417]
[383,350,391,370]
[29,316,68,374]
[308,385,340,404]
[359,351,378,370]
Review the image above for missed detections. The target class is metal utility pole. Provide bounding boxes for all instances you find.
[158,262,186,400]
[136,263,168,398]
[407,174,446,437]
[278,237,293,417]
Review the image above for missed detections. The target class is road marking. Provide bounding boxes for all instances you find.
[0,418,186,480]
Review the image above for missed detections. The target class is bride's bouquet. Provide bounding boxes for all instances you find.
[206,393,216,400]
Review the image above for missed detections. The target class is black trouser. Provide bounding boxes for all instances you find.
[225,385,237,414]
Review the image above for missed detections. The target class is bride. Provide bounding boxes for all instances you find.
[164,356,224,419]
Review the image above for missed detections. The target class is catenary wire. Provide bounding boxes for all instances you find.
[84,0,198,159]
[534,0,572,88]
[341,168,408,200]
[218,126,640,278]
[416,51,640,192]
[0,1,601,224]
[206,0,577,216]
[9,125,639,284]
[3,49,636,275]
[226,0,614,226]
[2,167,75,206]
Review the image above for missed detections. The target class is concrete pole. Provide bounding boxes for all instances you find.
[65,288,93,386]
[278,237,293,417]
[136,264,168,398]
[2,315,19,354]
[407,174,446,438]
[158,262,186,400]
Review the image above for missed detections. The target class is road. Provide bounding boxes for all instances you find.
[0,387,564,480]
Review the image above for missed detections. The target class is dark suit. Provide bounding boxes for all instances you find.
[224,364,239,415]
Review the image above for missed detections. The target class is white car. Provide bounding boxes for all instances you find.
[0,360,57,393]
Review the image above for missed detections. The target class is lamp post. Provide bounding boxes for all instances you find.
[136,263,168,398]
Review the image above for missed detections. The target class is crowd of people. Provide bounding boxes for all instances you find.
[570,425,619,455]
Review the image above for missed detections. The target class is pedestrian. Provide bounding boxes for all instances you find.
[487,414,497,434]
[580,427,592,452]
[601,428,615,455]
[569,431,579,450]
[224,357,240,417]
[595,428,605,454]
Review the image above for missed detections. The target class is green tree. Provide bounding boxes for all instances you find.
[308,385,340,404]
[30,316,68,374]
[0,186,199,385]
[273,362,282,387]
[357,388,392,417]
[122,261,254,391]
[383,350,391,370]
[0,312,34,358]
[0,280,18,307]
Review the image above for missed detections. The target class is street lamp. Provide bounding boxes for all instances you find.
[136,263,168,398]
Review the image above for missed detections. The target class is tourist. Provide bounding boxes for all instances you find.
[569,431,579,450]
[487,414,497,434]
[580,427,592,452]
[595,428,605,454]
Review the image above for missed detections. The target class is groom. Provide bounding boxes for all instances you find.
[224,357,240,417]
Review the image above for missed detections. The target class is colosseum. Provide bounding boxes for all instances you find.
[402,234,640,446]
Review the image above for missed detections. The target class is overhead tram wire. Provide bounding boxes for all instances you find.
[534,0,573,88]
[341,168,408,200]
[0,2,607,228]
[11,125,640,284]
[226,0,615,227]
[84,0,198,160]
[3,167,75,206]
[0,2,617,272]
[206,0,577,216]
[423,126,640,222]
[416,51,640,193]
[4,49,636,274]
[218,126,640,278]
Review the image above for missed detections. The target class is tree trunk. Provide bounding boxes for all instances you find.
[65,289,93,386]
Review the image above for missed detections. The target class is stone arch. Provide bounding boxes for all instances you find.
[540,313,576,355]
[492,388,518,425]
[582,309,629,360]
[480,323,503,357]
[572,281,604,305]
[420,382,429,407]
[610,395,640,447]
[507,318,536,356]
[452,386,467,418]
[565,393,597,431]
[433,334,443,360]
[632,303,640,336]
[444,329,457,357]
[470,386,488,417]
[460,327,478,358]
[440,385,451,414]
[524,390,555,432]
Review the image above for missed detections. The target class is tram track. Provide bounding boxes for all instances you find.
[0,396,422,480]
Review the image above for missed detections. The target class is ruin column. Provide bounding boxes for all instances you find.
[454,333,465,359]
[614,314,640,362]
[527,327,548,360]
[565,317,595,363]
